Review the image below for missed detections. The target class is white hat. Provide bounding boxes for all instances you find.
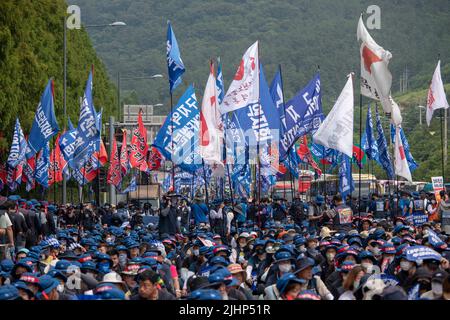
[101,272,125,284]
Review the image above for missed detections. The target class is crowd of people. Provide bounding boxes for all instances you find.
[1,188,450,301]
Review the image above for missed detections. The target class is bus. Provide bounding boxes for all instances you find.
[309,173,380,197]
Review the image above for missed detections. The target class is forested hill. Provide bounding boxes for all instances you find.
[0,0,117,153]
[72,0,450,112]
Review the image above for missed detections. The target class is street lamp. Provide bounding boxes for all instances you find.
[84,21,127,28]
[62,17,126,205]
[417,105,426,125]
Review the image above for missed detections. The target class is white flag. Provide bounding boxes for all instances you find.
[390,97,403,126]
[394,125,412,182]
[357,16,393,114]
[220,41,259,114]
[426,60,449,126]
[199,63,224,177]
[313,74,354,158]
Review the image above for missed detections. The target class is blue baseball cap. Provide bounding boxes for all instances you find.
[0,285,20,300]
[188,289,222,300]
[276,273,306,295]
[36,275,59,300]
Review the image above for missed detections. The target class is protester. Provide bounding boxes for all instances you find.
[0,189,449,301]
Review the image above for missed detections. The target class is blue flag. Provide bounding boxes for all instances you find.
[279,73,324,161]
[339,153,354,201]
[428,229,443,246]
[72,70,99,169]
[35,142,50,189]
[375,105,395,179]
[270,67,299,178]
[269,67,285,120]
[7,118,28,168]
[26,79,59,159]
[232,163,251,198]
[390,124,419,172]
[167,21,185,93]
[60,119,79,169]
[122,175,138,193]
[216,57,225,105]
[153,85,201,173]
[361,104,379,162]
[225,64,280,164]
[283,148,300,179]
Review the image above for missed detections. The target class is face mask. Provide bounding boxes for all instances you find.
[400,261,412,271]
[298,246,306,253]
[371,247,381,256]
[326,252,335,261]
[193,249,200,257]
[362,262,373,273]
[279,263,292,273]
[248,245,254,251]
[353,281,360,292]
[57,284,65,293]
[432,282,443,296]
[98,262,110,274]
[119,254,128,265]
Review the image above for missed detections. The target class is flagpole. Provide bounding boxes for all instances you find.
[53,136,57,204]
[170,93,175,191]
[322,146,326,197]
[202,159,210,208]
[358,93,363,216]
[278,65,295,201]
[441,108,445,181]
[191,166,195,200]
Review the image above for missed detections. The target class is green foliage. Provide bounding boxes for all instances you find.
[72,0,450,112]
[0,0,117,157]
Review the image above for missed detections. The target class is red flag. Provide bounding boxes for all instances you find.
[49,135,63,186]
[297,136,322,177]
[130,110,148,172]
[278,162,288,175]
[107,136,122,188]
[0,163,7,190]
[98,138,108,166]
[352,145,365,169]
[147,147,162,171]
[79,159,98,183]
[120,129,130,175]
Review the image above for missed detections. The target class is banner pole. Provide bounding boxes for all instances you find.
[53,136,57,204]
[358,93,363,216]
[170,93,175,191]
[202,159,210,208]
[441,108,445,182]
